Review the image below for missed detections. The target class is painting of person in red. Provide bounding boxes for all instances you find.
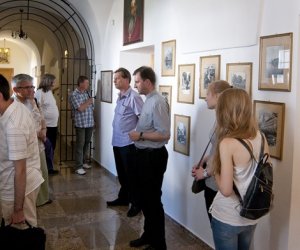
[123,0,144,45]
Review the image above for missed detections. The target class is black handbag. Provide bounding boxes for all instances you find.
[191,130,215,194]
[0,219,46,250]
[191,163,207,193]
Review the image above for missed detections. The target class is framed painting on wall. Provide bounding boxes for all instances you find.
[258,32,293,91]
[158,85,172,113]
[174,114,191,156]
[226,62,252,96]
[101,70,113,103]
[177,64,195,104]
[123,0,144,45]
[254,100,285,160]
[199,55,221,98]
[161,40,176,76]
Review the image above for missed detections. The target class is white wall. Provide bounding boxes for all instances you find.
[71,0,300,249]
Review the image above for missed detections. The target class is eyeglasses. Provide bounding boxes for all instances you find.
[17,86,35,90]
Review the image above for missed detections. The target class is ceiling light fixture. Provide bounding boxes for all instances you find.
[11,9,28,40]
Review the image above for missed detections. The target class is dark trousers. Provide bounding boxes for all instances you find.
[113,144,139,205]
[44,138,54,171]
[46,127,58,151]
[135,146,168,249]
[204,185,218,222]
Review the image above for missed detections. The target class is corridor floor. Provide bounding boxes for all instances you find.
[37,163,212,250]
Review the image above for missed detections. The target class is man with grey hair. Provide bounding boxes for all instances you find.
[0,74,43,226]
[12,73,51,207]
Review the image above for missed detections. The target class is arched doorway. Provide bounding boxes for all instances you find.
[0,0,96,165]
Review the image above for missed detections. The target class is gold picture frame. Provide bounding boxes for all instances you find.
[161,40,176,76]
[226,62,252,97]
[101,70,113,103]
[258,32,293,91]
[177,64,195,104]
[174,114,190,156]
[254,100,285,160]
[199,55,221,98]
[158,85,172,113]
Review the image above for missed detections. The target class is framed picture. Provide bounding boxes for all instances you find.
[258,32,293,91]
[226,62,252,96]
[253,100,285,160]
[177,64,195,104]
[174,114,191,156]
[101,70,113,103]
[0,48,10,64]
[161,40,176,76]
[123,0,144,45]
[158,85,172,113]
[199,55,221,98]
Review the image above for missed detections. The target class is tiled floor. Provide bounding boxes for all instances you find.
[38,163,212,250]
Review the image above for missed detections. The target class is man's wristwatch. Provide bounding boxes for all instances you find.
[139,132,144,141]
[203,168,209,179]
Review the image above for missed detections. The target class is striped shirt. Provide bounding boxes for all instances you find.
[69,88,94,128]
[0,100,44,201]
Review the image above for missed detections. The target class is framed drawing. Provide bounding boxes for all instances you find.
[199,55,221,98]
[226,62,252,96]
[258,32,293,91]
[253,100,285,160]
[123,0,144,45]
[161,40,176,76]
[174,114,190,156]
[158,85,172,113]
[101,70,113,103]
[177,64,195,104]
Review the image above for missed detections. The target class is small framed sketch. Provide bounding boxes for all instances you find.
[254,100,285,160]
[161,40,176,76]
[158,85,172,113]
[259,32,293,91]
[174,114,190,156]
[100,70,113,103]
[177,64,195,104]
[199,55,221,98]
[226,62,252,96]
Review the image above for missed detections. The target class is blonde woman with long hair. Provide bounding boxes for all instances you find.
[210,88,270,250]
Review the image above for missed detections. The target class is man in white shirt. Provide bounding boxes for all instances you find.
[0,74,44,227]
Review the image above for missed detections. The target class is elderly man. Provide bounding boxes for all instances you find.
[0,74,43,227]
[129,66,170,250]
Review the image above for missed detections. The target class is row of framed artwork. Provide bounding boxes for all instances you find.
[162,32,293,104]
[173,100,285,160]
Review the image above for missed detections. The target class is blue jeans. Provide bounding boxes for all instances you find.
[75,127,93,170]
[211,217,256,250]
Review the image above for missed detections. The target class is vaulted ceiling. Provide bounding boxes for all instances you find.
[0,0,94,60]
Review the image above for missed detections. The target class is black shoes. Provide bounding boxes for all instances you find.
[129,235,150,247]
[106,198,129,206]
[127,206,141,217]
[48,169,59,175]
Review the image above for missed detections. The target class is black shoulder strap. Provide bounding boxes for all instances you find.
[233,131,265,202]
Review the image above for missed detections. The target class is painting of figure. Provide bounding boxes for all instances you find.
[123,0,144,45]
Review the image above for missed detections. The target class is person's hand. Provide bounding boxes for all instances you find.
[193,166,205,181]
[191,164,198,177]
[129,131,140,141]
[11,209,25,225]
[87,98,94,105]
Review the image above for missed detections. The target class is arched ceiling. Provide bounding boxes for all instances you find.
[0,0,94,61]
